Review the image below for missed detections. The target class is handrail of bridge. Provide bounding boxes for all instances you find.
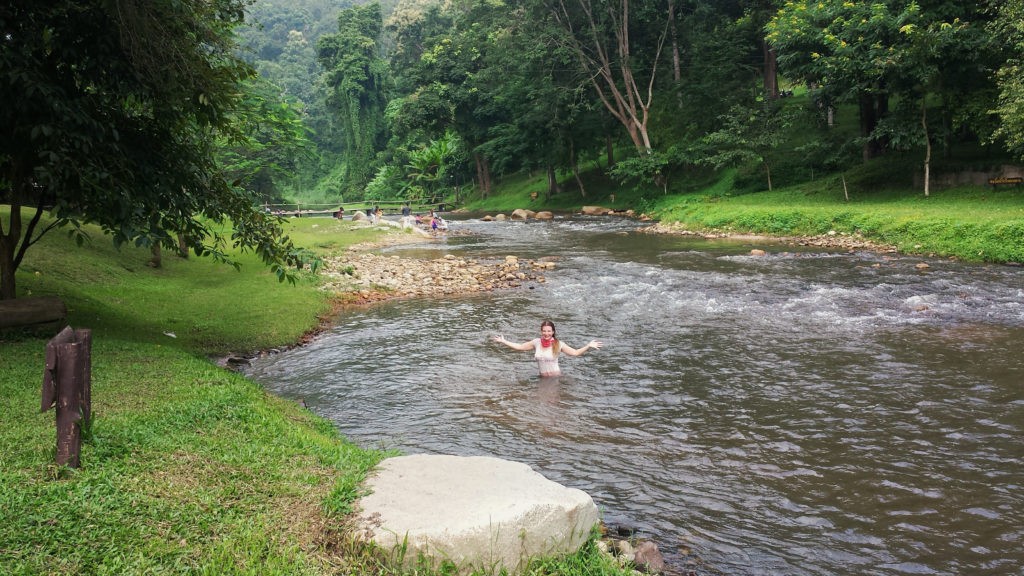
[262,200,448,215]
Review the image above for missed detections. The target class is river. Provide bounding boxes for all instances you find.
[243,215,1024,576]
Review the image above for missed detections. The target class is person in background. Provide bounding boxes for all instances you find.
[492,319,602,377]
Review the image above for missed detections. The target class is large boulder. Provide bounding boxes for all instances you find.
[535,211,554,220]
[354,454,599,574]
[580,205,613,215]
[511,208,536,220]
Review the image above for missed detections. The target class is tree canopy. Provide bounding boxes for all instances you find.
[0,0,312,300]
[6,0,1024,301]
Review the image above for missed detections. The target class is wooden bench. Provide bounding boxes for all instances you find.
[0,296,67,331]
[987,176,1023,188]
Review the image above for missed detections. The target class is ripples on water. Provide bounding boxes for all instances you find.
[246,216,1024,576]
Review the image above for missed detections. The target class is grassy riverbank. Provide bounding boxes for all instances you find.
[465,164,1024,264]
[1,213,633,575]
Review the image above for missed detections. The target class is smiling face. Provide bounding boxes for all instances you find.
[540,320,556,341]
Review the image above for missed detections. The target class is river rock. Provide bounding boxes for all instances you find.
[353,454,599,574]
[535,211,554,220]
[633,541,666,574]
[581,205,612,215]
[495,213,508,221]
[511,208,536,220]
[319,250,549,303]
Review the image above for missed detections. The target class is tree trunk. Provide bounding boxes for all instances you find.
[546,165,560,200]
[858,91,890,161]
[762,39,778,98]
[668,0,681,84]
[474,152,490,198]
[177,232,189,258]
[148,242,162,268]
[0,200,22,301]
[474,152,493,198]
[570,140,586,197]
[922,100,931,197]
[605,135,615,167]
[0,237,15,301]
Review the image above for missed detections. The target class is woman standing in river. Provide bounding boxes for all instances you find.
[492,319,602,377]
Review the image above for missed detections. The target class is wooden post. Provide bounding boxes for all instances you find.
[41,326,92,468]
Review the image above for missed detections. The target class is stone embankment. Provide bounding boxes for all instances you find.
[320,249,556,305]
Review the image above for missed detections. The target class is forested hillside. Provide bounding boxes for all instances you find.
[6,1,1024,299]
[239,0,1024,207]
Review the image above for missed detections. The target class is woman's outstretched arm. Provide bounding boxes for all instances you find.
[559,340,603,357]
[492,335,536,351]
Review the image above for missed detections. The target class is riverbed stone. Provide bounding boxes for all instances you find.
[353,454,599,574]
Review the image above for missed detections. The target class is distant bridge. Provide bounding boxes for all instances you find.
[263,200,449,217]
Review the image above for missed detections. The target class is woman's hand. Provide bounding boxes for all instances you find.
[587,340,603,350]
[492,335,506,344]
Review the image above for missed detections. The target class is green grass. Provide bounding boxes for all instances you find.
[1,338,385,575]
[650,182,1024,262]
[1,213,397,574]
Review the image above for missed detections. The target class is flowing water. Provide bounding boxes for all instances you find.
[244,216,1024,576]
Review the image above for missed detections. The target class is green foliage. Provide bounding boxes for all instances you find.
[365,164,408,202]
[216,76,314,204]
[989,0,1024,158]
[0,0,312,300]
[317,2,390,195]
[767,1,996,160]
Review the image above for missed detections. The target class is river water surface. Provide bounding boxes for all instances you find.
[244,216,1024,576]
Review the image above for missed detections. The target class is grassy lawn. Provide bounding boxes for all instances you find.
[1,214,392,574]
[650,182,1024,262]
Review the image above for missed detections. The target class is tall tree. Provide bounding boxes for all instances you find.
[544,0,670,154]
[0,0,311,301]
[317,2,390,195]
[989,0,1024,159]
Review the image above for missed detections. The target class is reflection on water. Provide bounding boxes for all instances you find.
[245,216,1024,576]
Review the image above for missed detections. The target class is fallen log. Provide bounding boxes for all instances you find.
[0,296,68,330]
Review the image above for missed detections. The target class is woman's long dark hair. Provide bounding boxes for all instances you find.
[541,319,561,356]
